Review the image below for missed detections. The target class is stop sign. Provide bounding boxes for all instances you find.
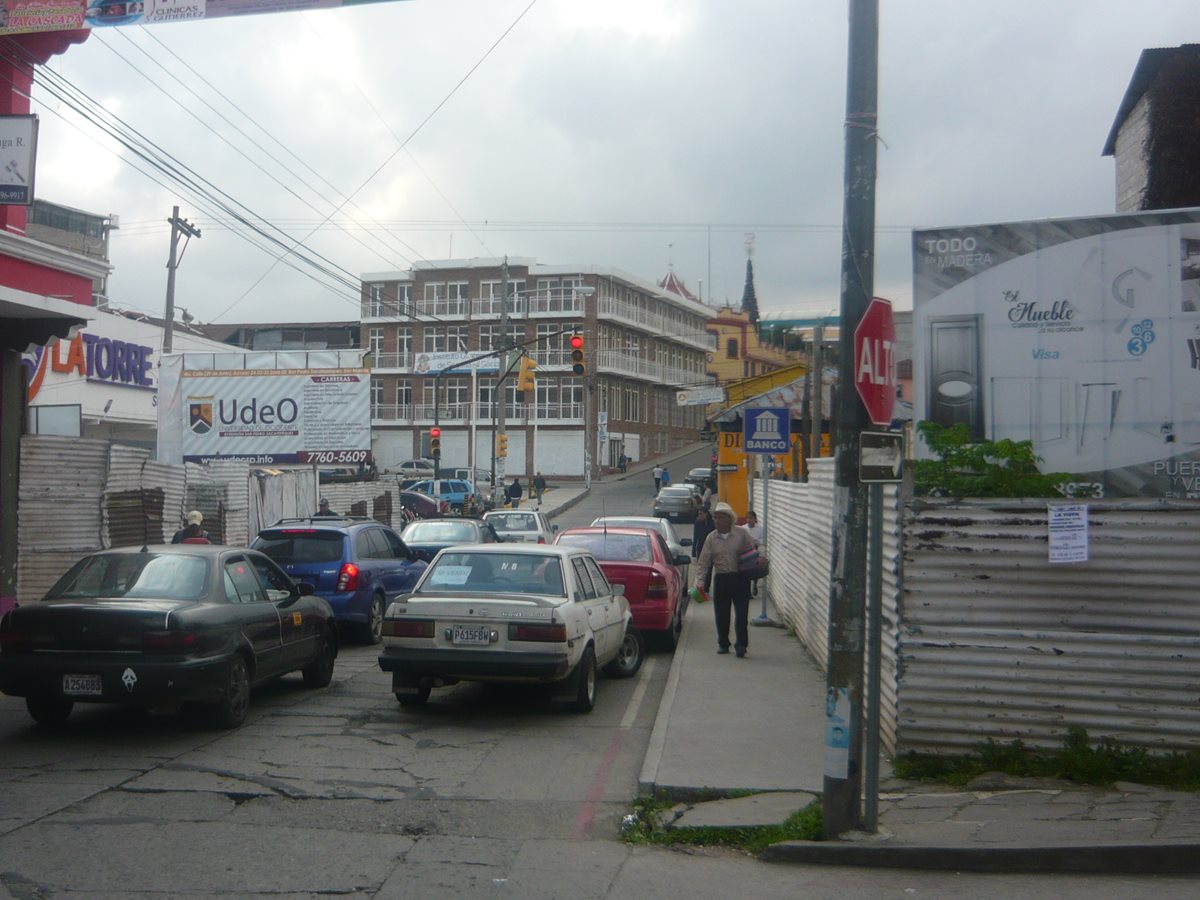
[854,297,896,426]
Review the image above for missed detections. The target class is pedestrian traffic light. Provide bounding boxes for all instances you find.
[569,333,586,375]
[516,356,538,393]
[429,427,442,460]
[496,433,508,458]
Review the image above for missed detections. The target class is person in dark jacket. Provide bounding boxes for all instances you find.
[314,497,338,517]
[692,506,714,559]
[172,510,210,544]
[507,477,523,509]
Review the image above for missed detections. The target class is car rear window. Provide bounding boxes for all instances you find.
[403,521,476,542]
[45,553,209,602]
[557,532,651,562]
[255,531,345,564]
[487,513,537,531]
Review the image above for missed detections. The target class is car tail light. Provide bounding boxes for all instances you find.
[0,630,31,652]
[646,572,670,599]
[508,623,567,642]
[280,529,317,534]
[337,563,361,591]
[537,536,546,544]
[142,631,198,652]
[383,618,435,638]
[440,501,450,514]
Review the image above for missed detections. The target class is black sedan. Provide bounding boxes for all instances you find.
[0,545,338,729]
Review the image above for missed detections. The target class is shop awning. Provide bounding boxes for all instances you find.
[0,286,92,352]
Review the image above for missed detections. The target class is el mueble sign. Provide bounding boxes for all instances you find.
[913,209,1200,499]
[180,368,370,465]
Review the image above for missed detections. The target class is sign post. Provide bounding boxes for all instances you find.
[742,407,789,626]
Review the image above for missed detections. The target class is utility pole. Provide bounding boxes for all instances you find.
[163,206,201,354]
[823,0,879,838]
[810,323,824,462]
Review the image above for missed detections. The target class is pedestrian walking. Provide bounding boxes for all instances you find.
[660,467,671,487]
[172,510,211,544]
[692,506,714,560]
[652,464,664,493]
[533,472,546,506]
[507,476,523,509]
[618,453,628,473]
[701,480,715,510]
[693,502,759,658]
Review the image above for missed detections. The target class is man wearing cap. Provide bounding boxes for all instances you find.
[172,510,211,544]
[314,498,338,518]
[693,502,758,657]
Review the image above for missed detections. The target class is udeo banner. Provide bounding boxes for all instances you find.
[180,367,370,465]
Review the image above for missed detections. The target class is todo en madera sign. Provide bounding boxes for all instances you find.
[854,297,896,426]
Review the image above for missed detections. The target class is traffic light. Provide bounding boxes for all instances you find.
[429,427,442,460]
[496,433,509,458]
[569,333,586,375]
[516,356,538,393]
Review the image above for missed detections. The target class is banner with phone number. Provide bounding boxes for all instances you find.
[180,368,370,465]
[0,0,406,37]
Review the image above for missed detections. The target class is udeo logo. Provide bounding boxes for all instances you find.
[217,398,299,425]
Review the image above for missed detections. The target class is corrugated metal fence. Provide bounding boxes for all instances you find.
[901,498,1200,754]
[16,436,410,602]
[753,461,904,755]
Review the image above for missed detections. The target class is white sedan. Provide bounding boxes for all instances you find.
[483,509,558,544]
[377,545,644,712]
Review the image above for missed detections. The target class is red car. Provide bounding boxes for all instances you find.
[555,526,688,650]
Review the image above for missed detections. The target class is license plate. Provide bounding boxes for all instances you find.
[452,624,491,645]
[63,674,102,696]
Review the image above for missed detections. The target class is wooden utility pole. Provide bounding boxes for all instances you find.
[163,206,201,354]
[823,0,879,838]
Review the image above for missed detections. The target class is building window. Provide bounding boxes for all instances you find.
[371,378,383,415]
[396,283,413,317]
[423,327,446,353]
[395,379,412,408]
[478,325,499,351]
[368,285,385,317]
[368,327,384,357]
[726,338,738,359]
[397,327,411,357]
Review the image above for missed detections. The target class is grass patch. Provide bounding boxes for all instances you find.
[622,792,823,853]
[895,726,1200,790]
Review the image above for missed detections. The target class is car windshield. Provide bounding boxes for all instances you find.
[421,551,565,596]
[487,513,537,532]
[45,553,209,602]
[557,532,652,562]
[254,530,344,564]
[403,521,477,542]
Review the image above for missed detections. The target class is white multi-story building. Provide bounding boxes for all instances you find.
[362,258,714,481]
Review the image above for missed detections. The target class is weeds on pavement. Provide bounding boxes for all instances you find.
[622,792,823,853]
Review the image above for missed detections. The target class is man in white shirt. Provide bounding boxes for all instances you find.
[652,464,664,493]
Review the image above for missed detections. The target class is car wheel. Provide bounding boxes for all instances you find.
[360,594,385,645]
[210,655,250,729]
[395,682,431,707]
[302,629,336,688]
[569,645,598,712]
[26,698,73,727]
[604,627,645,679]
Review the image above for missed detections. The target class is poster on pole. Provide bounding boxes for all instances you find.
[178,367,370,465]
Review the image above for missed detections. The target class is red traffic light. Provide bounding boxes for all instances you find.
[430,427,441,438]
[569,335,584,349]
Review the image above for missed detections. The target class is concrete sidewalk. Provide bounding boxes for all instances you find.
[638,591,1200,874]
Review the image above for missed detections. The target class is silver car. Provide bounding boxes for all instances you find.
[483,509,557,544]
[653,485,699,523]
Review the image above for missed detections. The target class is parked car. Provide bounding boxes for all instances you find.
[378,544,644,710]
[0,545,337,729]
[653,485,700,524]
[408,479,478,515]
[555,526,688,650]
[400,518,500,558]
[391,459,435,477]
[590,515,692,587]
[252,517,427,645]
[685,466,714,487]
[453,467,494,488]
[483,509,557,544]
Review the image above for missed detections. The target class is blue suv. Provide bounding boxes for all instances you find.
[252,517,427,644]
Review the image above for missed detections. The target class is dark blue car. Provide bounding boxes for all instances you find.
[399,518,501,559]
[253,517,427,645]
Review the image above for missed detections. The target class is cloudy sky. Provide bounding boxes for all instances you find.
[25,0,1199,327]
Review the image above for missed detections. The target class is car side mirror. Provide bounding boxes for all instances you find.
[680,537,693,546]
[552,524,559,532]
[673,554,691,566]
[297,582,315,596]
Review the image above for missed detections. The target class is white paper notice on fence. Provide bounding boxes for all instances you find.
[1048,504,1089,563]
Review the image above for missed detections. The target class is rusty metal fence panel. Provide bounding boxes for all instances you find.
[900,498,1200,754]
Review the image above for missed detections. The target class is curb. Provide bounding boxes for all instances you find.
[759,840,1200,874]
[637,606,693,796]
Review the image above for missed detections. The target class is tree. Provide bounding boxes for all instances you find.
[912,421,1075,498]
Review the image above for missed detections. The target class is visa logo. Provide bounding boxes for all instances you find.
[1032,349,1060,360]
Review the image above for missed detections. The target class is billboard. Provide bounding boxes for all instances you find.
[0,115,37,205]
[913,209,1200,498]
[179,367,370,465]
[0,0,405,36]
